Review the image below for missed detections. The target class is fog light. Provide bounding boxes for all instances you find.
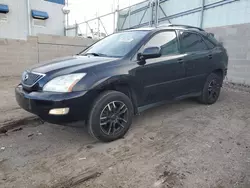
[49,108,69,115]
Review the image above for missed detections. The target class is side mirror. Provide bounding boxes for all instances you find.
[137,47,161,65]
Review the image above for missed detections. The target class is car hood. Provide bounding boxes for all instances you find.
[29,56,119,74]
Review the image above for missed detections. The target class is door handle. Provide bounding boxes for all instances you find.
[177,59,184,64]
[208,54,213,59]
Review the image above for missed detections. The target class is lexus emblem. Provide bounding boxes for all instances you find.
[24,74,29,81]
[22,72,29,81]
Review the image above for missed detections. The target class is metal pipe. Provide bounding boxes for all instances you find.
[156,0,160,26]
[150,0,154,26]
[97,13,100,38]
[121,15,128,30]
[75,20,78,36]
[148,1,152,26]
[26,0,31,36]
[66,0,69,27]
[128,8,131,28]
[138,8,148,26]
[99,18,108,35]
[113,12,116,32]
[116,0,119,32]
[200,0,205,28]
[159,5,171,23]
[86,22,94,38]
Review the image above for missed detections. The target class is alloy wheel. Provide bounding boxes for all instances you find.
[100,101,128,136]
[208,79,220,100]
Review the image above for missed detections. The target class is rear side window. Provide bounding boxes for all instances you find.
[180,32,208,53]
[144,31,179,56]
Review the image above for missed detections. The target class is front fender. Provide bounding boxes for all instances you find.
[73,62,144,106]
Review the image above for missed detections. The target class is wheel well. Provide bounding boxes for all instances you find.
[212,69,223,78]
[98,83,138,115]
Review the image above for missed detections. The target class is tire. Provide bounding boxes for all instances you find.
[199,73,223,104]
[88,90,133,142]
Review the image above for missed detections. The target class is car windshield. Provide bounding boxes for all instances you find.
[81,31,149,58]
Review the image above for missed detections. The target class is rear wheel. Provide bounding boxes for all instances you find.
[88,91,133,142]
[199,73,222,104]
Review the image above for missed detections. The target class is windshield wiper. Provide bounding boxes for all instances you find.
[83,53,107,57]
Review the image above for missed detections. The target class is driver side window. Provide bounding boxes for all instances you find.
[143,31,179,56]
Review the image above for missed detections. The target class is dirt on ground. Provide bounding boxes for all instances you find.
[0,87,250,188]
[0,76,34,127]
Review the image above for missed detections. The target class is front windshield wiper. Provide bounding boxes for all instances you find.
[82,52,107,57]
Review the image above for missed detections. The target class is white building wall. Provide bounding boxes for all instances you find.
[118,0,250,30]
[203,0,250,28]
[30,0,65,37]
[0,0,64,39]
[0,0,28,39]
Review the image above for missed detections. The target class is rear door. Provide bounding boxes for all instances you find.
[179,31,212,93]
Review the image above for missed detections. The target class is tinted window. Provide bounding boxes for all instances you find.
[180,32,208,53]
[144,31,179,56]
[203,37,215,49]
[82,31,149,57]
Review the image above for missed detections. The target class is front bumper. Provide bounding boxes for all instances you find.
[15,85,97,124]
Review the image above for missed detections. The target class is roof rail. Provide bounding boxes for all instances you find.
[157,24,205,31]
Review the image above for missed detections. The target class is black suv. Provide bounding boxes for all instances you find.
[16,25,228,142]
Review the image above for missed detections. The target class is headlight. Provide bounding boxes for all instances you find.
[43,73,86,92]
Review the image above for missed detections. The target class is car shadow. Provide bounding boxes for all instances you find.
[19,90,228,150]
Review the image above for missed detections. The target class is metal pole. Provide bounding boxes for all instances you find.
[75,20,78,36]
[86,23,88,37]
[97,13,100,38]
[26,0,31,35]
[99,18,108,36]
[66,0,69,27]
[86,21,94,38]
[200,0,205,28]
[113,0,116,32]
[116,0,120,32]
[128,0,131,28]
[159,5,171,23]
[84,17,88,37]
[156,0,160,26]
[149,1,152,26]
[114,11,116,32]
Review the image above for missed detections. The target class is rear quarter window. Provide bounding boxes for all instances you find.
[180,32,208,53]
[207,34,220,45]
[203,37,215,49]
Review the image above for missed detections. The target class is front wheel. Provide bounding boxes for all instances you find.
[199,73,222,104]
[88,91,133,142]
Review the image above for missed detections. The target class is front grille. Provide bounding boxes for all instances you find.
[22,71,45,86]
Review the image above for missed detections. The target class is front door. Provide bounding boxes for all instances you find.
[133,30,186,106]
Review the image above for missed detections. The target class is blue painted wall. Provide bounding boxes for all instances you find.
[45,0,65,5]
